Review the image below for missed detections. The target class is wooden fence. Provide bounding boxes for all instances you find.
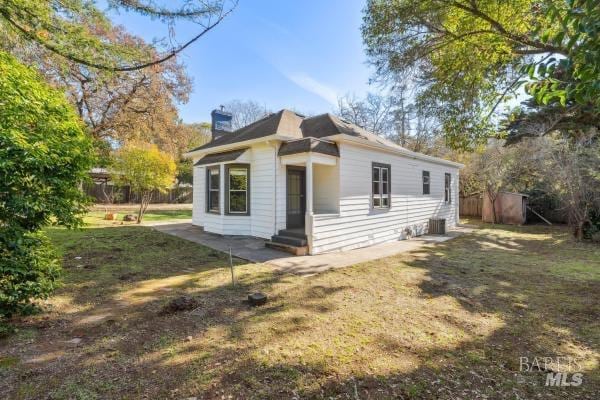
[84,182,192,204]
[459,193,568,223]
[460,195,482,217]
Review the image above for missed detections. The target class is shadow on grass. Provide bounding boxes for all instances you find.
[1,224,599,399]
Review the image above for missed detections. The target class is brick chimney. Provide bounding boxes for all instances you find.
[210,105,233,141]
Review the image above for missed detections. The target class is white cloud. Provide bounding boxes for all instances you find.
[285,72,339,106]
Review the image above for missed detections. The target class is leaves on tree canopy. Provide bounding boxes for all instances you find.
[111,144,177,194]
[507,0,600,143]
[111,144,177,221]
[362,0,599,149]
[2,13,201,158]
[0,0,237,71]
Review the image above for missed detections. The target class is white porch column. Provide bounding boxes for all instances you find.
[305,155,314,254]
[306,155,314,216]
[219,163,225,215]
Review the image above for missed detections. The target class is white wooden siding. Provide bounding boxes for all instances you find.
[192,140,459,253]
[250,144,277,239]
[191,143,279,238]
[311,142,459,254]
[191,165,204,226]
[313,163,340,213]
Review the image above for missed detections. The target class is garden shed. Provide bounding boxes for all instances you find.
[482,192,528,225]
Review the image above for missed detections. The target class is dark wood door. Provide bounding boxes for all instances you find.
[286,167,306,229]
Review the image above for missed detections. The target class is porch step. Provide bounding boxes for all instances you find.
[265,240,308,256]
[271,234,307,247]
[277,229,307,240]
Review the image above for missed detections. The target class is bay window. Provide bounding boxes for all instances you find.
[206,166,220,214]
[372,162,391,209]
[226,164,250,215]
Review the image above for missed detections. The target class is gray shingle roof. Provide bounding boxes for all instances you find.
[194,148,248,166]
[188,110,413,156]
[188,110,304,152]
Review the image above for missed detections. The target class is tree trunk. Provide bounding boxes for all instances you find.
[573,218,588,241]
[487,187,498,224]
[137,196,144,223]
[137,191,153,223]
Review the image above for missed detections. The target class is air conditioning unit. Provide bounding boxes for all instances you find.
[429,218,446,234]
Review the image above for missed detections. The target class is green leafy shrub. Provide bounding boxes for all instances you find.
[0,50,93,322]
[584,209,600,243]
[0,231,61,319]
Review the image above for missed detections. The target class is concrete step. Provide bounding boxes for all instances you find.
[271,234,307,247]
[265,241,308,256]
[277,229,307,240]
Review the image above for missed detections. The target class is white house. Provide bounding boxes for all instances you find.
[184,108,462,255]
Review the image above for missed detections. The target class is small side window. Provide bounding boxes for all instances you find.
[444,173,452,204]
[372,162,391,209]
[206,166,220,213]
[422,171,430,195]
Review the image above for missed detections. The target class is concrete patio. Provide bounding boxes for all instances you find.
[153,223,473,275]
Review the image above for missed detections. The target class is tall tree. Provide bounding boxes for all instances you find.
[223,99,271,130]
[176,123,212,185]
[362,0,599,149]
[409,101,440,154]
[337,92,397,137]
[391,85,413,147]
[537,138,600,239]
[337,91,443,153]
[0,0,237,71]
[2,16,193,159]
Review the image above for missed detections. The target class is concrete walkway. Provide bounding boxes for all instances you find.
[153,223,473,275]
[152,223,294,263]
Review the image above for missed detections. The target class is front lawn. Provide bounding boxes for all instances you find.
[1,221,598,399]
[84,209,192,225]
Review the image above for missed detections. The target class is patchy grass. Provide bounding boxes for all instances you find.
[0,221,598,399]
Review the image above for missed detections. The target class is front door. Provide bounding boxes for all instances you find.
[286,167,306,229]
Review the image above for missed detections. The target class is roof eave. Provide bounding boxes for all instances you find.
[183,134,291,159]
[330,134,464,168]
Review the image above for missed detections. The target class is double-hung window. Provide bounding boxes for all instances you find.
[423,171,430,195]
[226,164,250,215]
[206,166,220,213]
[372,162,391,209]
[444,173,452,204]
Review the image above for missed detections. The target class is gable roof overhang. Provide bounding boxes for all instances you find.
[278,137,339,157]
[193,148,249,166]
[184,134,293,159]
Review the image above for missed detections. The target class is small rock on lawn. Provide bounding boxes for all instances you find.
[161,296,200,314]
[248,292,268,306]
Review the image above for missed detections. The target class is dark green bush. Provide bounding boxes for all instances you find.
[584,209,600,242]
[0,51,93,323]
[0,230,61,319]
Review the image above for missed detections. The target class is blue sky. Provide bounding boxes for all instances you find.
[107,0,374,123]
